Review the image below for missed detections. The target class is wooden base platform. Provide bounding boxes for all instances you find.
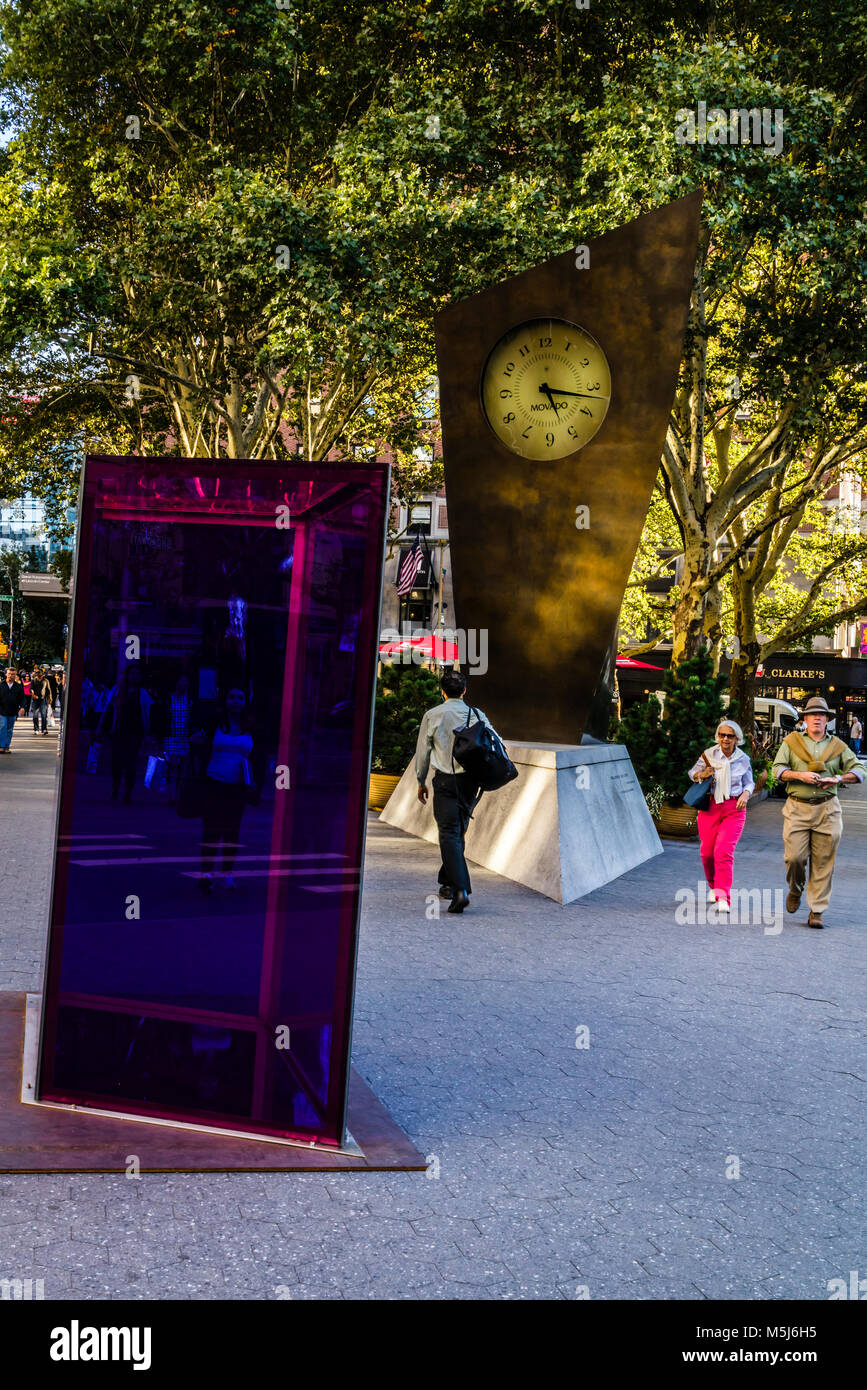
[0,993,425,1173]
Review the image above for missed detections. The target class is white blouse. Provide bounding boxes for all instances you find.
[688,746,754,800]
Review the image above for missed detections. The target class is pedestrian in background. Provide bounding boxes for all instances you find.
[31,669,51,735]
[688,720,754,913]
[81,672,95,728]
[96,665,154,803]
[415,668,498,915]
[45,667,58,713]
[197,686,260,893]
[0,667,25,753]
[850,714,862,754]
[153,673,193,803]
[89,679,110,732]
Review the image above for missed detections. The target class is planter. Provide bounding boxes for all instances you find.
[368,772,401,811]
[655,802,699,838]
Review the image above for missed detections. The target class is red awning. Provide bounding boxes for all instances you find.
[379,634,459,661]
[616,656,664,670]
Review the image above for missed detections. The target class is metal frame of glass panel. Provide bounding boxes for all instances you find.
[36,456,390,1147]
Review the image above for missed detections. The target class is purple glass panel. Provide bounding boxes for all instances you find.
[37,456,390,1145]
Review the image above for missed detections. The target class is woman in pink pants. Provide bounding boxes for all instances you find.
[688,720,754,912]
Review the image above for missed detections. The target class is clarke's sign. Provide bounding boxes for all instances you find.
[765,665,827,681]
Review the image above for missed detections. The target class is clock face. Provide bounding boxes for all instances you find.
[480,318,611,460]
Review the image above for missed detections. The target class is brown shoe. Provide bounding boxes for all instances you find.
[807,911,824,929]
[786,889,802,913]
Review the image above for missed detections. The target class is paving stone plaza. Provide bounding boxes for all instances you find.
[1,728,864,1301]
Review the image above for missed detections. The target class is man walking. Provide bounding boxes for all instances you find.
[416,668,496,914]
[850,714,862,754]
[31,668,50,735]
[772,695,866,928]
[0,668,25,753]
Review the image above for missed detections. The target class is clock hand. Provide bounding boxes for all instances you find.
[543,383,604,400]
[538,383,561,413]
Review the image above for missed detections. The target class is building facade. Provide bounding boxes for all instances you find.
[0,493,72,561]
[379,487,454,638]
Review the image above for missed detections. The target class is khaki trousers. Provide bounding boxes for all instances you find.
[782,796,843,914]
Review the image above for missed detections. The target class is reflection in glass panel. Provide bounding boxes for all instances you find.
[37,458,389,1145]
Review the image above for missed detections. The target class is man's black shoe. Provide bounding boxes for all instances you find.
[447,889,470,914]
[438,886,454,900]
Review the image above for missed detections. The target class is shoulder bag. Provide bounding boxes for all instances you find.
[683,751,714,811]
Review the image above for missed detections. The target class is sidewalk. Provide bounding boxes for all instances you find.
[0,718,60,996]
[0,728,864,1299]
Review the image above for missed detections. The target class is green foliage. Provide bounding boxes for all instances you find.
[371,660,442,775]
[0,543,69,663]
[0,0,697,521]
[615,649,726,805]
[613,693,663,796]
[49,548,74,590]
[17,596,67,667]
[599,19,867,662]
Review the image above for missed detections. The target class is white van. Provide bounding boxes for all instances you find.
[736,696,800,738]
[654,693,801,739]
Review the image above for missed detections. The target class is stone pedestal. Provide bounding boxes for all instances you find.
[379,741,663,905]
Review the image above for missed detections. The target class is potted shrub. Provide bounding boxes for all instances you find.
[369,661,443,809]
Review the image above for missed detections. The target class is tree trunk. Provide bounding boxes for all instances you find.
[671,535,713,663]
[728,641,760,736]
[729,564,759,735]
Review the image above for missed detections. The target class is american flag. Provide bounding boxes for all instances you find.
[396,534,424,597]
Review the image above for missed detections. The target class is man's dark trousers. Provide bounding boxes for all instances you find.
[432,769,480,894]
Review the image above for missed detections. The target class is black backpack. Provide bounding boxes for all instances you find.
[451,705,519,793]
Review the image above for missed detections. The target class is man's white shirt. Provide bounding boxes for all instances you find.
[415,697,495,782]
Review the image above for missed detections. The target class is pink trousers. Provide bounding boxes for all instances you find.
[697,798,747,903]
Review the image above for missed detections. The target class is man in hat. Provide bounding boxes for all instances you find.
[771,695,866,927]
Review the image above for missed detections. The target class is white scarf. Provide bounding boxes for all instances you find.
[708,745,734,803]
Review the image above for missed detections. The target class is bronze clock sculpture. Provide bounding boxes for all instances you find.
[435,192,702,745]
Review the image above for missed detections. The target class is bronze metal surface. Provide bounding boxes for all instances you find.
[435,192,701,744]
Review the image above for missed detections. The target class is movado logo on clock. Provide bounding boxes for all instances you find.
[481,318,611,460]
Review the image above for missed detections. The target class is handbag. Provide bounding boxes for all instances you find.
[144,754,168,789]
[451,706,519,792]
[684,751,714,811]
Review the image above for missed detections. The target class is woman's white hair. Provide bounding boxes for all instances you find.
[716,718,745,747]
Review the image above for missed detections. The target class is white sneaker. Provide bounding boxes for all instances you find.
[708,888,717,902]
[716,899,731,913]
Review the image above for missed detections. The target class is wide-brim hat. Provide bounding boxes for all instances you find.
[801,696,833,717]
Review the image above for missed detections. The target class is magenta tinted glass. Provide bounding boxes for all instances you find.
[37,457,389,1145]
